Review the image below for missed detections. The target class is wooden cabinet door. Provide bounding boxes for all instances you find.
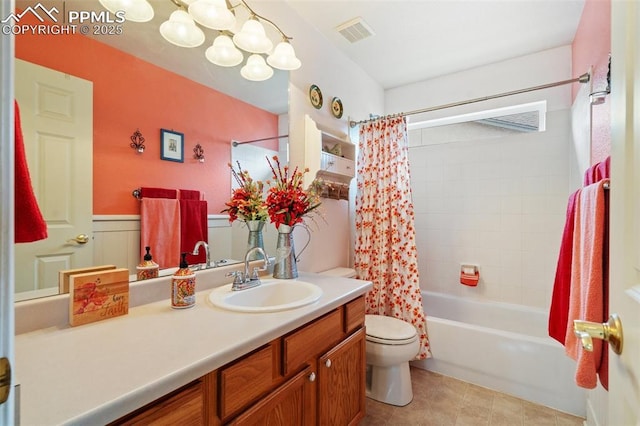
[317,329,366,426]
[229,366,315,426]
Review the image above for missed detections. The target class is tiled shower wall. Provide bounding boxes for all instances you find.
[409,109,580,309]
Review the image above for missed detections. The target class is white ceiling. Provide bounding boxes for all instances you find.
[17,0,586,112]
[285,0,586,90]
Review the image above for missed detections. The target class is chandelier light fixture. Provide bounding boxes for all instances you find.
[100,0,302,82]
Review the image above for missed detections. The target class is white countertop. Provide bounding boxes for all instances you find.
[15,271,371,426]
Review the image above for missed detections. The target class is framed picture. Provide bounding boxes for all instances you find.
[160,129,184,163]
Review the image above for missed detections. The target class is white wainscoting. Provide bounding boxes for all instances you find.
[92,215,233,275]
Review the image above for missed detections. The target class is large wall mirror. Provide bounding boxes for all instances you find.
[14,0,289,300]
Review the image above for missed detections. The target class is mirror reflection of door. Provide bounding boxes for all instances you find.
[14,59,93,300]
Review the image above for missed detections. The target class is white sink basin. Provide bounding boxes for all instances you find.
[208,279,323,313]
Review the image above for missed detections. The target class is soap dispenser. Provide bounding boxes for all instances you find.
[137,246,159,281]
[171,252,196,309]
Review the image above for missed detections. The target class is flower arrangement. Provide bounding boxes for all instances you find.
[222,161,268,223]
[265,156,321,228]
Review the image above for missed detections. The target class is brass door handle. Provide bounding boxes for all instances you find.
[68,234,89,244]
[573,314,623,355]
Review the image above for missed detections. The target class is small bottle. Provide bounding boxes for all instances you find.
[171,252,196,309]
[137,246,159,281]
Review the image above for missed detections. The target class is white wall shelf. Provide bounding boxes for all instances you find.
[304,115,356,189]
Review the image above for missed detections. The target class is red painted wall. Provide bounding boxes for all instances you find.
[572,0,611,165]
[16,20,278,215]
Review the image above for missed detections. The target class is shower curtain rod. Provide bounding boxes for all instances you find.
[349,72,591,128]
[231,134,289,147]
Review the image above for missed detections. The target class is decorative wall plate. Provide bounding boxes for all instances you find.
[309,84,323,109]
[331,97,343,119]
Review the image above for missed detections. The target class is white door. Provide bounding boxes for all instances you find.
[14,59,93,297]
[608,2,640,424]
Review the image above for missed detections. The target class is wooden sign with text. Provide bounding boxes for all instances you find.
[69,268,130,327]
[59,265,117,294]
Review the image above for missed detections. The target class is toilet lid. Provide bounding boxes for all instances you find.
[365,314,417,344]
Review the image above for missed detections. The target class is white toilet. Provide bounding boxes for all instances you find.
[320,267,420,407]
[365,314,419,406]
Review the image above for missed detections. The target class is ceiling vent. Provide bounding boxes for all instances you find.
[336,17,375,43]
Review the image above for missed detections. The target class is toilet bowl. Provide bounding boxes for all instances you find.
[318,268,419,406]
[365,314,419,406]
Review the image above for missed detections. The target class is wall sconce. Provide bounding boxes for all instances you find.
[130,129,145,153]
[193,143,205,162]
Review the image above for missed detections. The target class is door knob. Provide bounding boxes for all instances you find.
[68,234,89,244]
[573,313,623,355]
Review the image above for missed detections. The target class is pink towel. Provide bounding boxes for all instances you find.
[180,200,208,264]
[583,156,610,186]
[564,180,608,389]
[548,190,579,344]
[140,198,181,269]
[141,187,177,199]
[178,189,201,200]
[14,100,48,243]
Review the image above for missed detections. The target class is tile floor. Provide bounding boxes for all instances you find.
[361,367,585,426]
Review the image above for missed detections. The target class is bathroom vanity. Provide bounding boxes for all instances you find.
[14,268,371,425]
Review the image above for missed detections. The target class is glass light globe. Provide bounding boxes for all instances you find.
[233,19,273,54]
[188,0,236,30]
[240,54,274,81]
[267,41,302,71]
[205,35,244,67]
[159,10,205,48]
[98,0,154,22]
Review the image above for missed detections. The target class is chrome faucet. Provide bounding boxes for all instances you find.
[227,247,270,291]
[191,240,211,269]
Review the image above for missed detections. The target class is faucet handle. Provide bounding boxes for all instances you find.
[226,271,245,285]
[250,267,261,281]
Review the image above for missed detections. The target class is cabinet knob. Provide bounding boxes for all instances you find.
[308,372,316,382]
[325,359,332,368]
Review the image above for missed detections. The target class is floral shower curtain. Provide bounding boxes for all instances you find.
[355,116,431,359]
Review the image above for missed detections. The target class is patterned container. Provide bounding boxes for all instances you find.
[137,246,159,280]
[171,253,196,309]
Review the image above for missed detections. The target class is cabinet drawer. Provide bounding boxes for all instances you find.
[344,296,365,334]
[110,380,204,425]
[283,308,344,376]
[219,341,279,420]
[321,153,355,177]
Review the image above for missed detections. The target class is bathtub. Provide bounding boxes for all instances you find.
[411,291,586,417]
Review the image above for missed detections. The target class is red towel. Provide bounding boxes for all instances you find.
[564,180,608,389]
[178,189,201,200]
[179,200,208,264]
[140,198,181,269]
[14,100,47,243]
[599,183,610,390]
[140,187,177,199]
[548,189,579,344]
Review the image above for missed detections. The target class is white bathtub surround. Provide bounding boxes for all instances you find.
[355,116,431,359]
[409,110,576,309]
[413,291,586,417]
